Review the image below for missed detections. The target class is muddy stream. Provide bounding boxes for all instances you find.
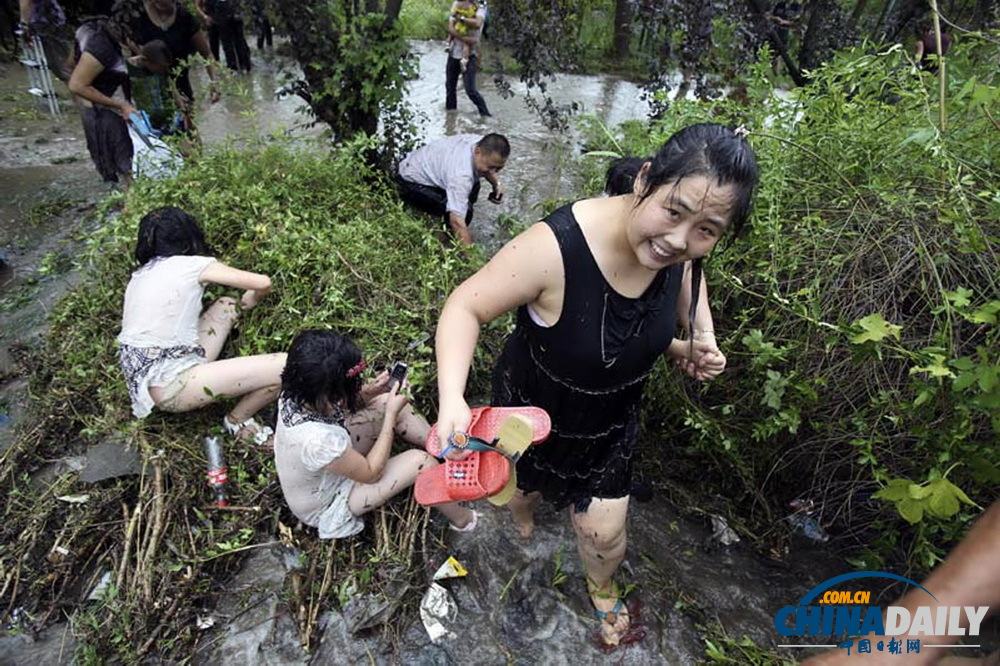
[0,41,859,665]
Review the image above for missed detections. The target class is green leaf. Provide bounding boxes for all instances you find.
[910,354,955,378]
[953,372,977,391]
[902,127,936,147]
[948,482,976,507]
[926,480,960,518]
[897,499,924,524]
[968,302,1000,324]
[944,287,974,308]
[977,366,998,393]
[952,357,976,371]
[908,483,933,500]
[873,478,911,502]
[850,313,902,344]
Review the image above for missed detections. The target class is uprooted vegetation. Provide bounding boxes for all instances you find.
[1,35,999,661]
[0,135,508,660]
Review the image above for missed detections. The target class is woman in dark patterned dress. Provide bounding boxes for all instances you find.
[434,123,759,645]
[68,16,135,186]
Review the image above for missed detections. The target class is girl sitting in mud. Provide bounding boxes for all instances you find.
[117,206,285,445]
[274,330,476,539]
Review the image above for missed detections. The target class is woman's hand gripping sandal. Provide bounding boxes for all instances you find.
[223,415,274,447]
[415,407,551,507]
[588,579,631,647]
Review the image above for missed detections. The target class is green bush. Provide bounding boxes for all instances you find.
[0,132,507,660]
[581,37,1000,572]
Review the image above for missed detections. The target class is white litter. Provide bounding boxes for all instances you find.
[419,583,457,643]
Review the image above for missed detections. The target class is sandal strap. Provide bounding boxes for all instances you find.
[461,436,519,462]
[592,597,625,623]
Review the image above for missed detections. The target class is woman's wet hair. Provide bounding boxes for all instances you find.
[281,330,364,413]
[134,206,212,265]
[604,156,647,196]
[635,123,760,344]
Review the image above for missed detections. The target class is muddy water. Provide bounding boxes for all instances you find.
[1,43,853,664]
[187,39,649,251]
[402,40,649,251]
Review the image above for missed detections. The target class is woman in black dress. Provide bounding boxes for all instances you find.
[133,0,220,114]
[434,123,759,645]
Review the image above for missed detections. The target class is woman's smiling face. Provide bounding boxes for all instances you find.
[625,172,736,271]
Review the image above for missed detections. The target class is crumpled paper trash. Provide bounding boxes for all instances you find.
[432,556,468,581]
[419,583,457,642]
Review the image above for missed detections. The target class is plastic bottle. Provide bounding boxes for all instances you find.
[204,435,228,507]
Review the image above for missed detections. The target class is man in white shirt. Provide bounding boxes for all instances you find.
[396,133,509,245]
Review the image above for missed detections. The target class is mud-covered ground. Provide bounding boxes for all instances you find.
[0,61,104,454]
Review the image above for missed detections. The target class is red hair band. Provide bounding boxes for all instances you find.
[346,358,366,378]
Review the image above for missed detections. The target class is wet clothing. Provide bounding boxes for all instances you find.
[205,0,251,72]
[74,21,128,98]
[445,5,490,115]
[81,107,133,182]
[273,394,364,539]
[491,203,684,511]
[74,22,132,182]
[397,134,484,221]
[117,255,217,417]
[134,6,201,101]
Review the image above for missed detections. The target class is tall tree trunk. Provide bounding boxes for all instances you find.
[612,0,632,61]
[742,0,808,86]
[272,0,342,131]
[847,0,871,30]
[799,0,854,72]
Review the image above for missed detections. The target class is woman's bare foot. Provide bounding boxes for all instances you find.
[513,513,535,539]
[589,580,630,646]
[508,490,541,540]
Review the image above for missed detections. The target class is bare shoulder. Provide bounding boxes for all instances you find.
[489,221,560,281]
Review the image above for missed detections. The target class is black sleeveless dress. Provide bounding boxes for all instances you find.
[491,203,683,511]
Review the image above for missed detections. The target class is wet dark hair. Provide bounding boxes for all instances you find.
[140,40,173,67]
[135,206,212,265]
[281,330,364,413]
[477,133,510,159]
[604,156,647,196]
[635,123,759,344]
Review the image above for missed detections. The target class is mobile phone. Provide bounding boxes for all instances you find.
[488,190,503,203]
[389,361,408,389]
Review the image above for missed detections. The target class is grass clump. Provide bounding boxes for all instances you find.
[0,132,506,660]
[398,0,449,41]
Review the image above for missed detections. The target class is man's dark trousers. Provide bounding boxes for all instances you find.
[396,176,480,227]
[445,54,490,116]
